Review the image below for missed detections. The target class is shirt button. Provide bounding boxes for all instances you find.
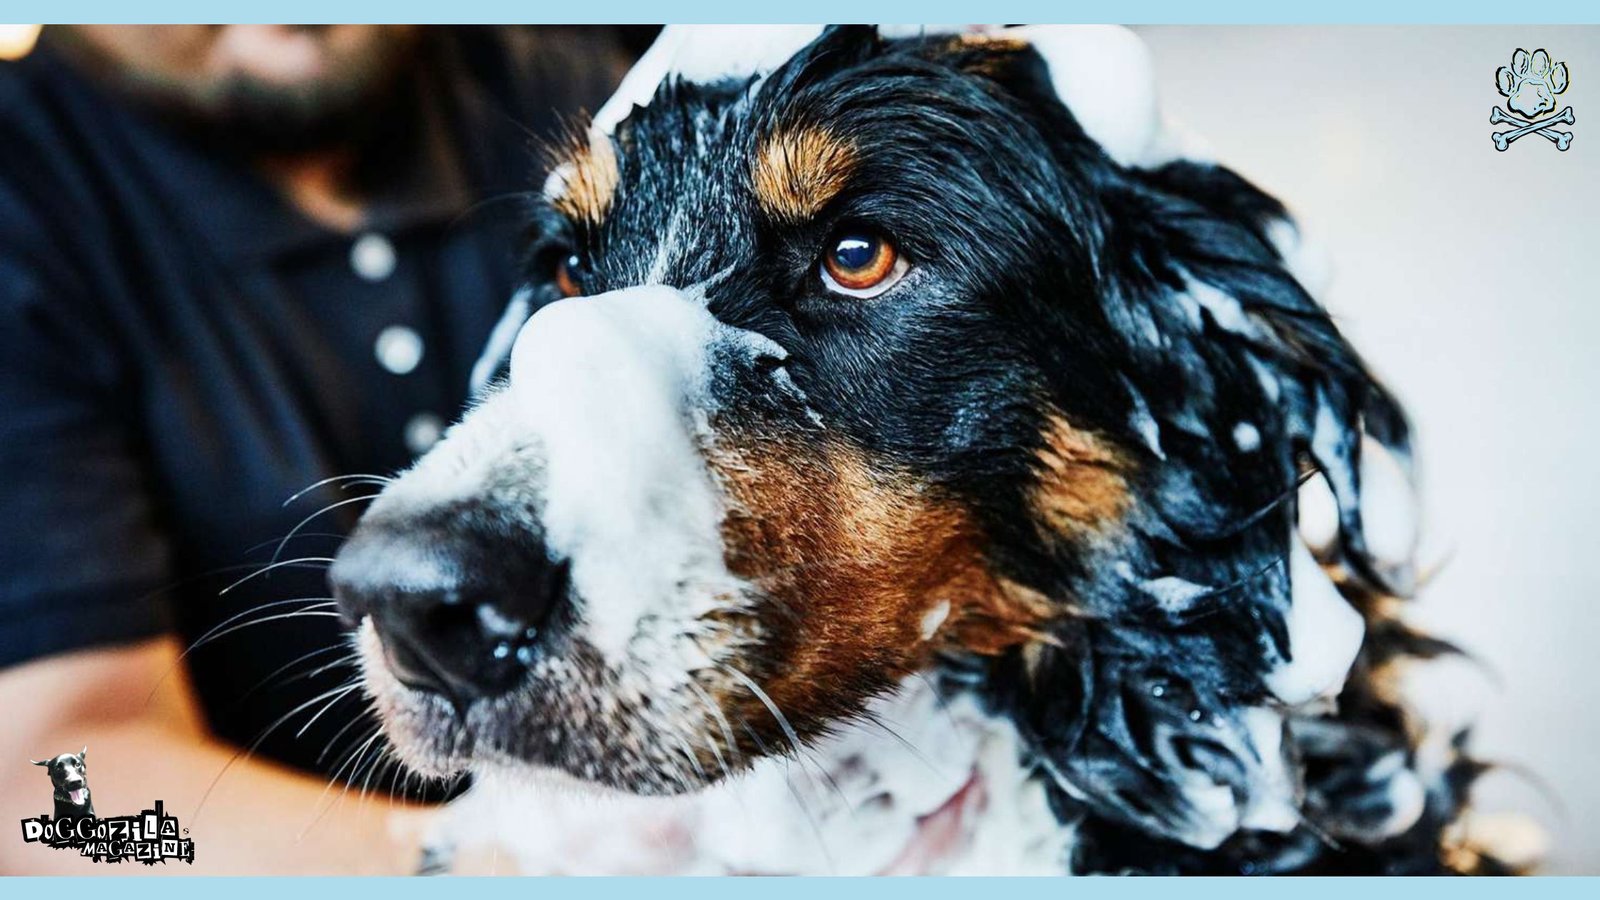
[350,233,397,282]
[404,412,445,455]
[375,325,424,375]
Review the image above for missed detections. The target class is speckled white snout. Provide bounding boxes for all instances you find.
[502,287,751,663]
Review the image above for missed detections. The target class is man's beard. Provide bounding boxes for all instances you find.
[158,59,418,158]
[57,26,427,159]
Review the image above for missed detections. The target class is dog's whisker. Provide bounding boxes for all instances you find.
[672,735,708,782]
[295,681,365,740]
[719,663,855,818]
[219,556,337,595]
[236,643,349,705]
[357,744,401,808]
[281,473,393,508]
[191,679,362,825]
[718,664,803,758]
[325,726,386,817]
[299,721,385,841]
[186,606,343,656]
[314,706,375,768]
[146,598,339,707]
[270,493,383,565]
[854,708,937,774]
[684,676,744,768]
[342,731,392,811]
[238,532,347,558]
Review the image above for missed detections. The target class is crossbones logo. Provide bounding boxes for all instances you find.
[1493,48,1573,151]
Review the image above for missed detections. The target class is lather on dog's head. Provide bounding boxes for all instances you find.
[332,26,1472,868]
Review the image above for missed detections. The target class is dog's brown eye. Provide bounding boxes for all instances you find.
[555,254,584,298]
[820,230,907,298]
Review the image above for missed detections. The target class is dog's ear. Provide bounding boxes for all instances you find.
[31,759,49,767]
[986,158,1431,855]
[953,32,1442,857]
[80,747,87,762]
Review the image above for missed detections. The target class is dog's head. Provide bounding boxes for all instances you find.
[33,747,90,807]
[331,26,1416,848]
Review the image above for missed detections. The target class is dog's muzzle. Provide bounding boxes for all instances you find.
[328,285,779,747]
[330,515,570,712]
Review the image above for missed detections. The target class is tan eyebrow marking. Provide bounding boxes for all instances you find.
[752,125,858,223]
[547,131,620,227]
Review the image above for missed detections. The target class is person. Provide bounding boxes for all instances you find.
[0,25,634,873]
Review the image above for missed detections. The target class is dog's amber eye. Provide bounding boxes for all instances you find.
[820,230,907,298]
[554,254,584,298]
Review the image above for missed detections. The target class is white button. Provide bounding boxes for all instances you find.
[404,412,445,455]
[350,233,397,282]
[375,325,424,375]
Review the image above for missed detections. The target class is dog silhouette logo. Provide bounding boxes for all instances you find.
[31,747,93,820]
[1493,48,1574,151]
[19,749,196,865]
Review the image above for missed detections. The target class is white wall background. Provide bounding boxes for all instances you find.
[1132,25,1600,872]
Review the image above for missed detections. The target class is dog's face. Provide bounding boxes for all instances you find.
[35,749,90,807]
[332,26,1410,848]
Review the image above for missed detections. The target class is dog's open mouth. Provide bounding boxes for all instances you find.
[67,788,87,805]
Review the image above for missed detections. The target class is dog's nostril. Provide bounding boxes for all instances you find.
[332,526,570,709]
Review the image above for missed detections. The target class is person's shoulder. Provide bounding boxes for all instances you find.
[0,51,112,315]
[0,48,102,197]
[0,50,63,134]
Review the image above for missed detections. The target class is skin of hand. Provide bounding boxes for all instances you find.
[0,637,437,875]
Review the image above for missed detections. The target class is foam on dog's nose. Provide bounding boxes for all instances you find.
[508,287,747,661]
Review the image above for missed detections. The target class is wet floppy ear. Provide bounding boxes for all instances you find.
[978,145,1427,853]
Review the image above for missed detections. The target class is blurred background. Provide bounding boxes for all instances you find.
[1136,25,1600,872]
[1,22,1594,872]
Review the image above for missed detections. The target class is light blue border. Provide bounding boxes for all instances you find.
[3,3,1600,24]
[6,875,1600,892]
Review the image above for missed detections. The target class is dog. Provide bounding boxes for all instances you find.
[32,747,94,820]
[329,25,1520,874]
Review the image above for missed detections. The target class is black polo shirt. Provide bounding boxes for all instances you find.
[0,28,629,777]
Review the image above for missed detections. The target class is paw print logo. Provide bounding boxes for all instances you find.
[1498,48,1568,117]
[1491,48,1574,151]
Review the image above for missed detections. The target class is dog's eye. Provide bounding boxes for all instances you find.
[554,253,585,299]
[820,230,908,298]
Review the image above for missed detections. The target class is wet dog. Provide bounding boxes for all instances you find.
[330,26,1513,874]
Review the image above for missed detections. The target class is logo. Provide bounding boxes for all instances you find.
[19,748,195,865]
[1493,48,1574,151]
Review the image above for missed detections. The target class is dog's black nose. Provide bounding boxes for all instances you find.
[329,516,568,710]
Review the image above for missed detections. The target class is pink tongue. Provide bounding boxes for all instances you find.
[70,789,86,804]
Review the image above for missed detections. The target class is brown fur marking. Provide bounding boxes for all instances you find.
[1031,415,1132,538]
[752,126,857,223]
[706,435,1058,753]
[550,132,620,226]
